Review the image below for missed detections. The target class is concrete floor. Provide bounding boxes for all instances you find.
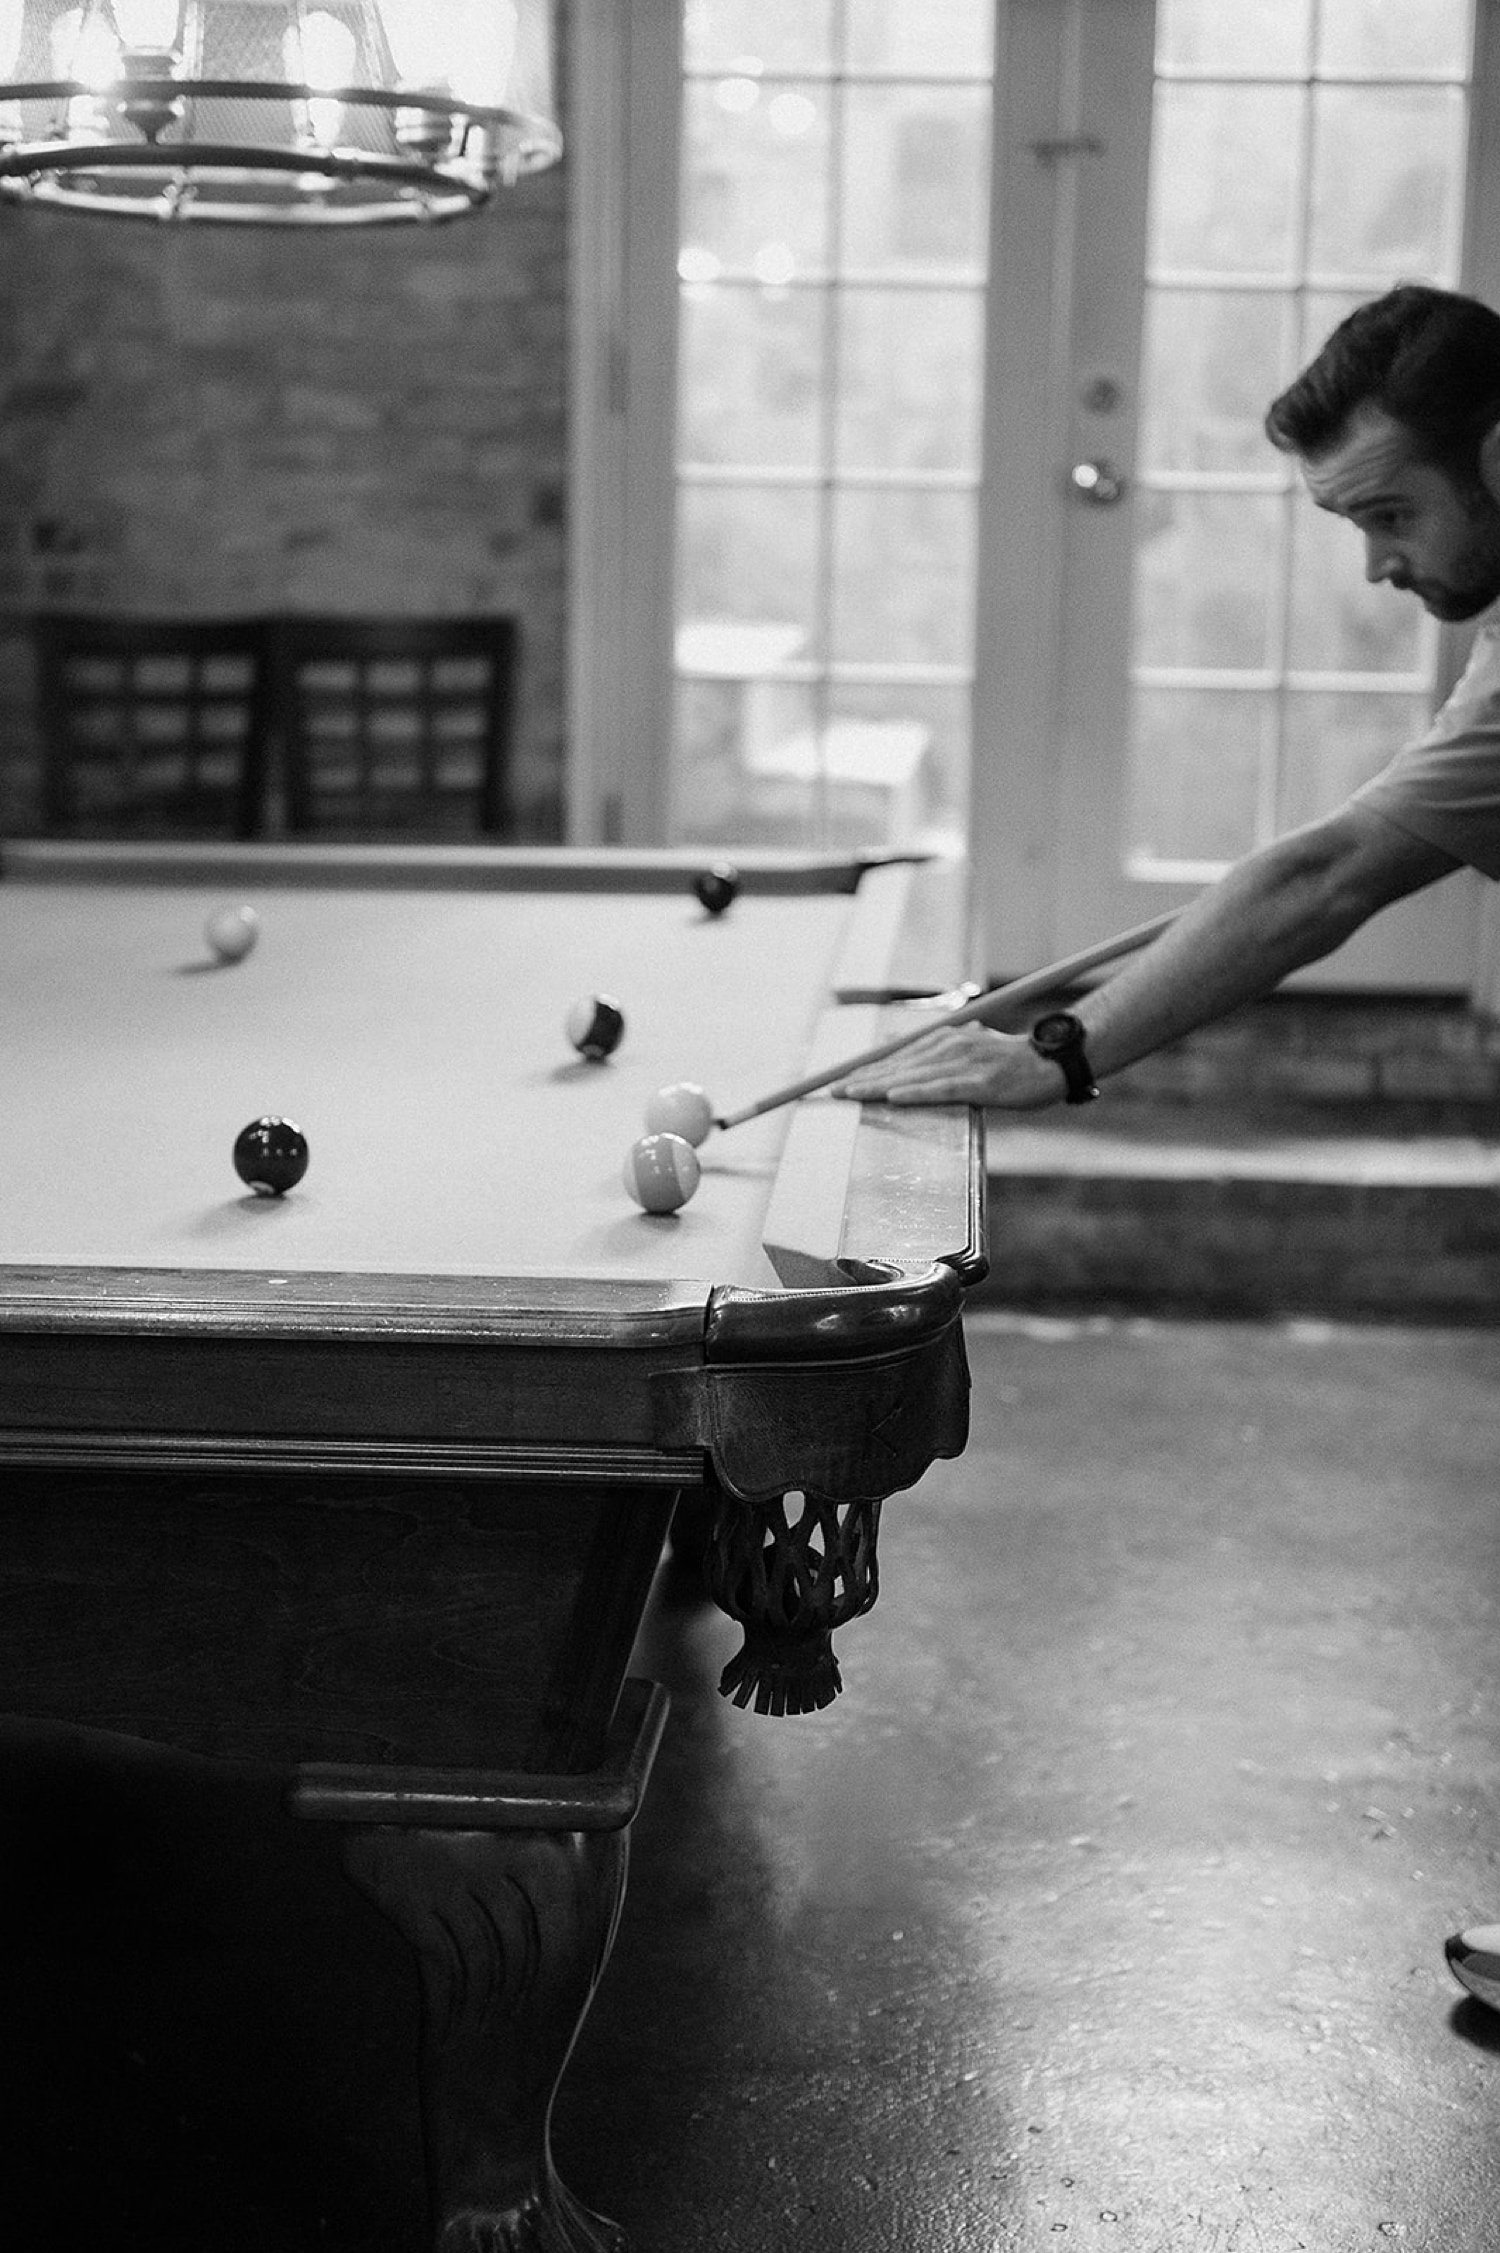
[2,1314,1497,2250]
[556,1314,1500,2253]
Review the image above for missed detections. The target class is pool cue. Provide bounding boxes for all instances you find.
[713,907,1179,1131]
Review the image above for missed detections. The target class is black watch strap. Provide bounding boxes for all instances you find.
[1029,1010,1100,1105]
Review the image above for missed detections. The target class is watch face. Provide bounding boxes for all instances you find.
[1031,1011,1080,1054]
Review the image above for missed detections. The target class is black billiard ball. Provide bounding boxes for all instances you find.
[693,861,740,916]
[234,1116,309,1196]
[566,993,626,1060]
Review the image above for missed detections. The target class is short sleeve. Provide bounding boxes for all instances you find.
[1351,624,1500,879]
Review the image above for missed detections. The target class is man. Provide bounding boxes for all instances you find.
[835,281,1500,2011]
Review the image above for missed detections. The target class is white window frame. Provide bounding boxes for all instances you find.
[566,0,682,845]
[970,0,1097,977]
[976,0,1500,996]
[1460,0,1500,1011]
[570,0,1500,1010]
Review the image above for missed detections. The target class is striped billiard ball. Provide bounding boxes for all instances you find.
[567,994,626,1060]
[623,1132,701,1213]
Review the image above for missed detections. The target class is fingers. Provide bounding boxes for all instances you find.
[835,1027,993,1105]
[834,1024,1058,1110]
[857,1075,981,1106]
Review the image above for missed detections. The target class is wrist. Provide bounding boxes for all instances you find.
[1031,1053,1068,1107]
[1028,1010,1100,1105]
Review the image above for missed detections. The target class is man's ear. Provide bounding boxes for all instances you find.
[1479,419,1500,504]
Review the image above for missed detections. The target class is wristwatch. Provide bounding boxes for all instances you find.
[1029,1010,1100,1104]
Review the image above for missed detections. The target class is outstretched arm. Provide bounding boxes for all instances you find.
[836,804,1461,1109]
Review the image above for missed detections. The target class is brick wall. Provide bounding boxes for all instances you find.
[1067,990,1500,1114]
[0,45,572,838]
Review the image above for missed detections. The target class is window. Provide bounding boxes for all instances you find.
[1127,0,1476,878]
[668,0,993,857]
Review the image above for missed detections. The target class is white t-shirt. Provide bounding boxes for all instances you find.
[1353,599,1500,878]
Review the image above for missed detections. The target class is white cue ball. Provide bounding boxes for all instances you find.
[623,1132,701,1214]
[205,903,259,964]
[642,1081,714,1148]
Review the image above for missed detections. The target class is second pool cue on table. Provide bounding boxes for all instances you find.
[713,908,1179,1132]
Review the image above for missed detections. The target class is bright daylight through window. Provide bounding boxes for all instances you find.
[669,0,992,857]
[1127,0,1476,878]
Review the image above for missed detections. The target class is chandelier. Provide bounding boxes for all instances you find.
[0,1,561,224]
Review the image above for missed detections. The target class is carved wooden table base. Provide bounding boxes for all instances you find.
[291,1679,668,2253]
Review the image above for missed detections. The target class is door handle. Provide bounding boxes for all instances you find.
[1070,458,1127,506]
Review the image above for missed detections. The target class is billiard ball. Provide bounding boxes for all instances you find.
[643,1081,714,1148]
[233,1116,309,1197]
[623,1132,700,1214]
[567,994,626,1060]
[206,904,259,963]
[693,861,740,916]
[1448,1925,1500,2012]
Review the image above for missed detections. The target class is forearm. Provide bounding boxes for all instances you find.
[834,806,1457,1111]
[1073,835,1369,1079]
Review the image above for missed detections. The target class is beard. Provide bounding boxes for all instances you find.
[1413,579,1500,620]
[1406,487,1500,618]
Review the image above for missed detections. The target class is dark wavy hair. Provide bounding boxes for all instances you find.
[1264,284,1500,482]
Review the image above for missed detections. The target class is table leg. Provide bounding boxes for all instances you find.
[341,1820,631,2253]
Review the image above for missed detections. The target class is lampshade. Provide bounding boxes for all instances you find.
[0,0,561,224]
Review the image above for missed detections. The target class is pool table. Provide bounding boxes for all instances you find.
[0,838,986,2252]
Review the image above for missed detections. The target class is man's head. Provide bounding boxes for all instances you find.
[1265,283,1500,621]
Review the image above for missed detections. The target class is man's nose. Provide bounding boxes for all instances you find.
[1365,536,1403,584]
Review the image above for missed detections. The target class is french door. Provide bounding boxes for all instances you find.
[978,0,1498,987]
[572,0,1500,991]
[977,0,1486,986]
